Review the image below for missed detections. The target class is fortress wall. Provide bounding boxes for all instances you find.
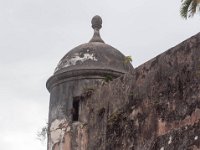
[85,33,200,150]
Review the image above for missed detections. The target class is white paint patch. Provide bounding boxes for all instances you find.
[194,136,198,140]
[54,52,98,72]
[168,136,172,144]
[63,53,97,68]
[160,147,164,150]
[66,126,71,132]
[49,119,69,150]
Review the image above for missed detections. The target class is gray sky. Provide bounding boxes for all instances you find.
[0,0,199,149]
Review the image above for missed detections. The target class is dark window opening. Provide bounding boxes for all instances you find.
[72,100,79,121]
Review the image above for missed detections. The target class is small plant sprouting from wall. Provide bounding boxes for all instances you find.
[103,75,113,83]
[37,124,48,143]
[124,56,132,64]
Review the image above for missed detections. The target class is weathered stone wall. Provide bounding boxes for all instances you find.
[47,78,103,150]
[85,32,200,150]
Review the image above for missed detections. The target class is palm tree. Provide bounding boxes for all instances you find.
[180,0,200,19]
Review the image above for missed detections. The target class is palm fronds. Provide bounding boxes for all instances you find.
[180,0,200,19]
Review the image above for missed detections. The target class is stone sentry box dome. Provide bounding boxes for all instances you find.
[46,15,134,150]
[47,15,133,91]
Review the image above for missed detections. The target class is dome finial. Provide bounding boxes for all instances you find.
[89,15,104,43]
[92,15,102,30]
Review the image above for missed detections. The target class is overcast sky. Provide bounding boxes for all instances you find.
[0,0,199,149]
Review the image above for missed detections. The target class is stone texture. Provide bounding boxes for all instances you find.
[82,32,200,150]
[46,16,134,150]
[53,42,133,75]
[47,19,200,149]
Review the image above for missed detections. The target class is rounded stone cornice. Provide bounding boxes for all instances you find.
[46,68,124,92]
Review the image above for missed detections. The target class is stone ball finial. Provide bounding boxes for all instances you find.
[91,15,102,30]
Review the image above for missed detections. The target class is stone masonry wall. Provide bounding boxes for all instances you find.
[84,32,200,150]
